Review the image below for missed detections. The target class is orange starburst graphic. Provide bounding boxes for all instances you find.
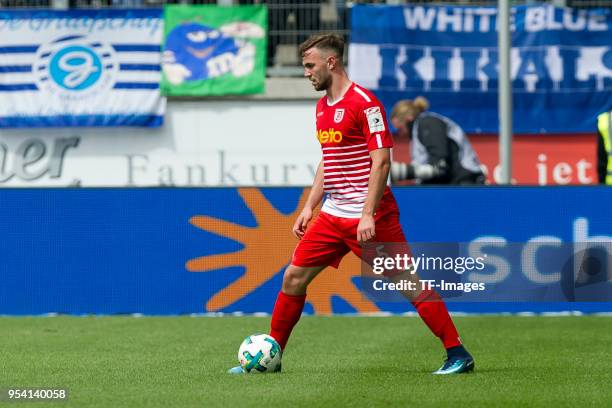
[186,188,380,315]
[307,255,380,315]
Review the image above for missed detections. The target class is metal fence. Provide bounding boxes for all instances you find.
[1,0,611,75]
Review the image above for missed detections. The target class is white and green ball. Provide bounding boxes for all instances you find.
[238,334,282,373]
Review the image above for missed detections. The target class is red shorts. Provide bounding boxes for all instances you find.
[291,202,408,269]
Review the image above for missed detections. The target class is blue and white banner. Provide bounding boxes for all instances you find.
[0,9,165,128]
[348,5,612,134]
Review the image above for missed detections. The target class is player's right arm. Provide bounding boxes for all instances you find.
[293,160,324,239]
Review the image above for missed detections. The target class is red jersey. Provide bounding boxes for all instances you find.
[315,83,395,218]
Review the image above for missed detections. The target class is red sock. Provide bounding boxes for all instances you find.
[411,289,462,349]
[269,291,306,350]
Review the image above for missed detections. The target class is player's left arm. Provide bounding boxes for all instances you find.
[357,99,393,243]
[358,147,391,243]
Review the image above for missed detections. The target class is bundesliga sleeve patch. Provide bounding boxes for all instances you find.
[365,106,385,133]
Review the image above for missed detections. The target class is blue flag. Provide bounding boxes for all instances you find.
[0,9,165,128]
[348,4,612,134]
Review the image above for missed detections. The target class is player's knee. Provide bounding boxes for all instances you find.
[282,266,309,294]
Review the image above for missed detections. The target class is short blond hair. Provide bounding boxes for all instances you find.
[391,96,430,122]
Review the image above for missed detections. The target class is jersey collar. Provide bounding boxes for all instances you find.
[326,82,353,107]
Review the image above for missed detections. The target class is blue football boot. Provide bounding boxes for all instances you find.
[227,365,245,374]
[433,354,475,375]
[227,362,282,374]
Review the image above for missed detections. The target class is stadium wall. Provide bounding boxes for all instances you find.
[0,99,599,187]
[0,186,609,315]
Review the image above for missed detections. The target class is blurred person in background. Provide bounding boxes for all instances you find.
[390,97,486,185]
[597,109,612,185]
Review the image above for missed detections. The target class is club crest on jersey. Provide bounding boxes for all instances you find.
[334,108,345,123]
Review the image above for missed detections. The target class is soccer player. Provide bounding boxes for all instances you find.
[229,33,474,375]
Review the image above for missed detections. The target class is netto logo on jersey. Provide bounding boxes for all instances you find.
[317,128,343,143]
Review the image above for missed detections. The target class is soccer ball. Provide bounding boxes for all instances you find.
[238,334,282,373]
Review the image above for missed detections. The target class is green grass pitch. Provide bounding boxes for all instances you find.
[0,315,610,407]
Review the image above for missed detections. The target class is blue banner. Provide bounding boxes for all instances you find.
[348,4,612,134]
[0,10,165,128]
[0,187,610,315]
